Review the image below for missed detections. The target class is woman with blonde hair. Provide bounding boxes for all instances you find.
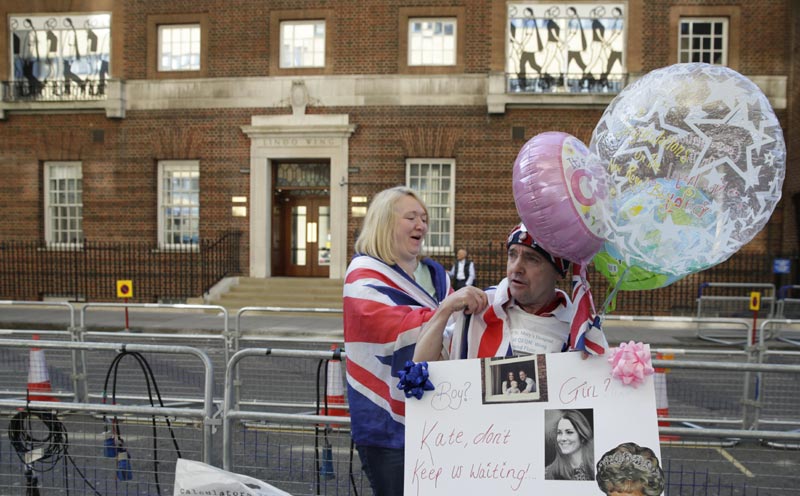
[343,186,487,496]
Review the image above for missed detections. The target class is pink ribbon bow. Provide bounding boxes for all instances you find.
[608,341,654,387]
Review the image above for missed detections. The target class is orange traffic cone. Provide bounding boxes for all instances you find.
[320,344,348,427]
[28,335,57,402]
[654,352,676,441]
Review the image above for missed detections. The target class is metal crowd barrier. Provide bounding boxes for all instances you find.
[222,347,363,495]
[0,338,215,495]
[233,306,344,406]
[0,299,76,329]
[3,304,800,494]
[776,285,800,321]
[605,313,755,349]
[695,282,776,345]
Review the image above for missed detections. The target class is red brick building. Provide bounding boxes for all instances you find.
[0,0,796,305]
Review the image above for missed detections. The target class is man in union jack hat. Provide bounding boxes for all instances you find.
[416,222,586,360]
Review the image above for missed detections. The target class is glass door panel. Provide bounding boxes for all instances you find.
[291,206,307,266]
[318,206,330,266]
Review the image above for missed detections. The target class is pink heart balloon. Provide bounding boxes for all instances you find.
[512,131,607,265]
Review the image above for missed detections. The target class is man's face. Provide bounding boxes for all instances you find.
[519,370,527,381]
[457,249,467,260]
[506,244,560,311]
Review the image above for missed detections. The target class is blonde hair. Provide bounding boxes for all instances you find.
[355,186,428,265]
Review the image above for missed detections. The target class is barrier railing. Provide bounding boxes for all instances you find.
[222,347,359,495]
[696,282,776,318]
[0,339,219,495]
[5,304,800,494]
[776,285,800,321]
[233,306,343,406]
[0,299,76,329]
[1,331,799,494]
[605,313,755,349]
[79,302,230,335]
[760,318,800,347]
[695,282,776,345]
[0,338,215,463]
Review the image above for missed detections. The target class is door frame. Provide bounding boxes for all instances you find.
[241,110,356,279]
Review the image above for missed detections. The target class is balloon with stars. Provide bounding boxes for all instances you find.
[590,63,786,279]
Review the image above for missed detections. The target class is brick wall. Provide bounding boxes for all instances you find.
[0,0,796,305]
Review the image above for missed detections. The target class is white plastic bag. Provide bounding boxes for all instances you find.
[174,458,292,496]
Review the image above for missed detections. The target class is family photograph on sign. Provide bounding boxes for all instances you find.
[484,355,545,403]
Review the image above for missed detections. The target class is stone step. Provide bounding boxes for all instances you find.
[205,277,344,311]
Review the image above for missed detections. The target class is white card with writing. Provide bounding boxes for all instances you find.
[404,352,662,495]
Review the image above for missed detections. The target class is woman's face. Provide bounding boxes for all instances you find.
[392,195,428,263]
[556,418,582,456]
[507,372,514,381]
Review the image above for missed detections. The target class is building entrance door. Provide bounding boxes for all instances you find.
[272,161,331,277]
[278,196,330,277]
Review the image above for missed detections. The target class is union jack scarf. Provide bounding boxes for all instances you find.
[343,254,450,449]
[569,264,609,355]
[445,278,573,359]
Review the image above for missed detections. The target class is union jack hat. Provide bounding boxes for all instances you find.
[506,223,569,277]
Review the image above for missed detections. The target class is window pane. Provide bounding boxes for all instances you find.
[694,23,711,35]
[46,163,83,246]
[407,159,454,250]
[280,20,326,68]
[158,24,201,71]
[678,18,727,67]
[160,161,200,247]
[408,17,457,67]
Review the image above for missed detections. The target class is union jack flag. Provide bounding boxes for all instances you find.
[568,264,609,355]
[343,255,450,448]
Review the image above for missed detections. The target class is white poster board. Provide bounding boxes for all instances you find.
[405,352,663,495]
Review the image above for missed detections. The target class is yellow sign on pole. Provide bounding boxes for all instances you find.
[749,291,761,311]
[116,280,133,298]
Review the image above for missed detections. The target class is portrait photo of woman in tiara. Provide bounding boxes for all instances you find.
[596,442,665,496]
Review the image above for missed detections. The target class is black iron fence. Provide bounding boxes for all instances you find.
[507,72,627,94]
[2,79,109,102]
[426,242,800,316]
[2,231,795,315]
[0,231,242,303]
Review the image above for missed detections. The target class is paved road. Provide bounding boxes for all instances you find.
[0,304,798,495]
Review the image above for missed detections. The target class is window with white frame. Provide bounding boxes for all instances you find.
[159,161,199,248]
[406,159,454,250]
[408,18,457,66]
[280,20,326,68]
[678,18,728,65]
[45,162,83,246]
[158,24,201,71]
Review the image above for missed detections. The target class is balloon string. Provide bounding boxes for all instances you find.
[600,267,630,315]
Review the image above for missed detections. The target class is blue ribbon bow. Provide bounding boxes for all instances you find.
[396,360,435,400]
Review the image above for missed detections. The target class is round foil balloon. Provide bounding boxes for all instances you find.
[513,131,608,265]
[590,63,785,278]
